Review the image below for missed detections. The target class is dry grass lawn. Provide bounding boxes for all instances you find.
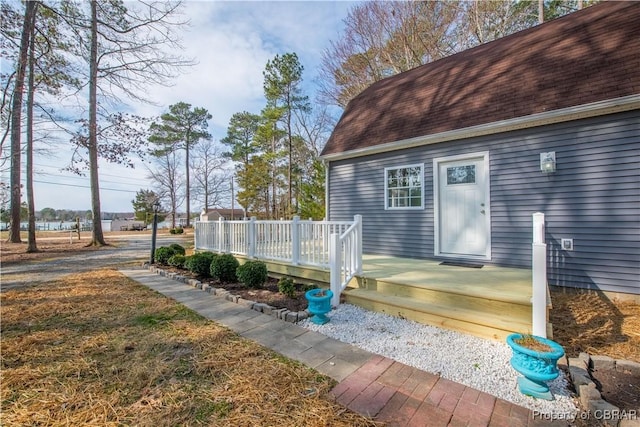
[550,288,640,363]
[1,239,101,264]
[0,269,380,426]
[0,230,182,265]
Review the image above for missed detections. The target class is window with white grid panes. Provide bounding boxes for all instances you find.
[384,164,424,209]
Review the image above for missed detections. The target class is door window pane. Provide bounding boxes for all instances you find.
[447,165,476,185]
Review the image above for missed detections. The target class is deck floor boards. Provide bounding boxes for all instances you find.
[359,255,532,305]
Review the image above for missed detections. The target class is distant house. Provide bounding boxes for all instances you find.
[200,208,246,222]
[321,2,639,296]
[110,219,146,231]
[162,214,189,227]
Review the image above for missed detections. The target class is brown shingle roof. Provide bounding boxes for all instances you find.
[321,2,640,157]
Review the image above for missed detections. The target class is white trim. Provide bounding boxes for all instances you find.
[322,95,640,161]
[433,151,491,261]
[384,163,425,210]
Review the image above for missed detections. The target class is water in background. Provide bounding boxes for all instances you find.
[2,221,94,231]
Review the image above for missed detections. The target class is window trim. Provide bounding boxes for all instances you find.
[384,163,424,210]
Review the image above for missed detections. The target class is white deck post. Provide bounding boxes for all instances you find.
[248,217,256,258]
[292,216,300,265]
[194,221,199,251]
[329,232,341,307]
[218,217,225,253]
[355,214,363,274]
[532,212,547,338]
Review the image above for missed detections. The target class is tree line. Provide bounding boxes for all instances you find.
[135,52,330,228]
[2,0,593,253]
[2,0,190,251]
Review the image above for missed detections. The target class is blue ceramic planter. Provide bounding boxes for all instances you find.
[305,289,333,325]
[506,333,565,400]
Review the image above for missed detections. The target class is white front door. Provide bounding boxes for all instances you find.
[435,153,490,259]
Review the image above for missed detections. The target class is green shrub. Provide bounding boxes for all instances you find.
[169,243,186,255]
[185,251,216,277]
[167,254,186,268]
[210,254,239,283]
[174,227,184,234]
[155,246,176,264]
[169,228,176,235]
[277,277,296,298]
[236,261,268,288]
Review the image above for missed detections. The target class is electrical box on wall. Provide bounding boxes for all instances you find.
[561,238,574,251]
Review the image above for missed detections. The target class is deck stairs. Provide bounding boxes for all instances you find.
[239,255,540,342]
[341,256,538,342]
[342,275,533,341]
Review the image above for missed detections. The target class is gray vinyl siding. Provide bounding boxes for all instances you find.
[327,110,640,295]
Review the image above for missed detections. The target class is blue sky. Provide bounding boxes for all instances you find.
[27,1,355,213]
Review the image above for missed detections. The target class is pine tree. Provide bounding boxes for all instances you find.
[148,102,211,227]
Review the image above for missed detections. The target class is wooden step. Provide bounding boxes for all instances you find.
[343,288,532,341]
[347,276,532,322]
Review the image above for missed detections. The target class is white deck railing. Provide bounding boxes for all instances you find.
[532,212,549,338]
[329,215,363,306]
[194,215,362,306]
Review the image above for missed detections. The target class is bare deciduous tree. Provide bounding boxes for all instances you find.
[190,140,229,212]
[25,1,38,252]
[147,149,183,230]
[61,1,193,245]
[317,1,462,108]
[6,1,36,243]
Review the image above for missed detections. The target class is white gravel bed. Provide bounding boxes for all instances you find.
[299,303,578,416]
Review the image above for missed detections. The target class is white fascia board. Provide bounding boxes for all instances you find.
[321,95,640,162]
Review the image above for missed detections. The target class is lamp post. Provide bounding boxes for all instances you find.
[149,200,160,264]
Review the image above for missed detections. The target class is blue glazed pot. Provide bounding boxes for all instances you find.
[506,333,565,400]
[305,289,333,325]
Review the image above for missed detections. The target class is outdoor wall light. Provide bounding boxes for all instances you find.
[540,152,556,173]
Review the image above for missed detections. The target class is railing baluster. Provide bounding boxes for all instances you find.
[194,217,363,301]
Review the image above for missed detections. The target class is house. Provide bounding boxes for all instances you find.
[200,208,246,221]
[321,2,639,297]
[109,219,146,231]
[162,214,189,228]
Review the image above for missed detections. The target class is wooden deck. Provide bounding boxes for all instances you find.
[240,254,536,341]
[345,255,534,341]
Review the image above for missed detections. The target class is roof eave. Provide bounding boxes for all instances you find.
[321,95,640,162]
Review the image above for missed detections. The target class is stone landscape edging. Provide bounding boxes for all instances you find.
[567,352,640,427]
[146,264,310,324]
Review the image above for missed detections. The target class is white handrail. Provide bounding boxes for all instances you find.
[329,214,362,306]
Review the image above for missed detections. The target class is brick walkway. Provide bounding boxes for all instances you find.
[332,355,565,427]
[331,355,567,427]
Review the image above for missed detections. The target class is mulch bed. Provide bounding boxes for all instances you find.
[202,278,310,313]
[160,266,311,313]
[590,366,639,411]
[550,287,640,414]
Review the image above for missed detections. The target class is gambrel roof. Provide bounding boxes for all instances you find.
[321,1,640,159]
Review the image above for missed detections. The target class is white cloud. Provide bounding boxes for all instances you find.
[136,1,353,136]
